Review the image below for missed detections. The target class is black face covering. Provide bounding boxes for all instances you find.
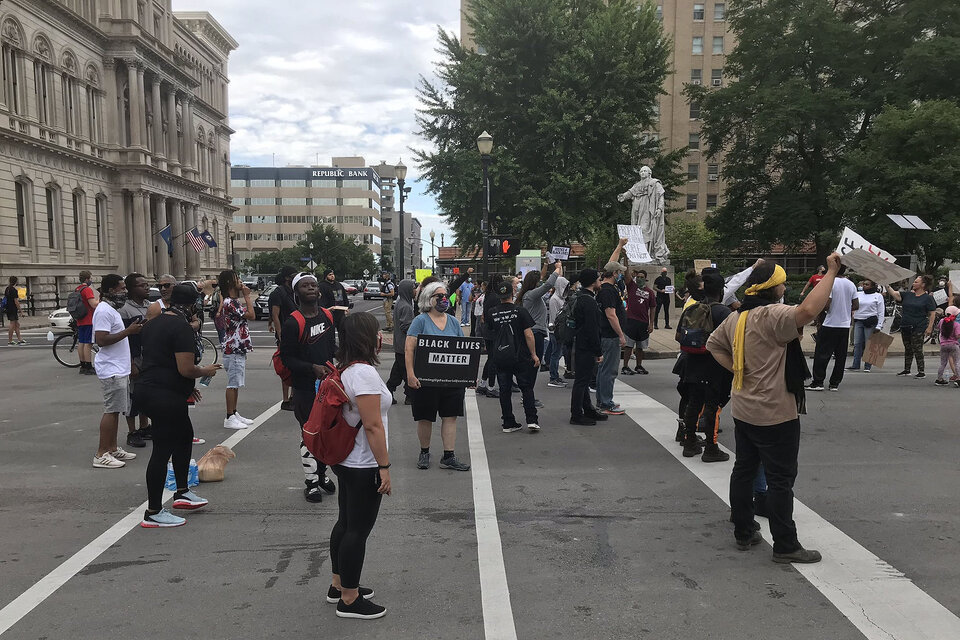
[105,292,127,308]
[864,286,877,294]
[690,289,706,302]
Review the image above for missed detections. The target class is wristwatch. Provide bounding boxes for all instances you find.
[378,463,391,469]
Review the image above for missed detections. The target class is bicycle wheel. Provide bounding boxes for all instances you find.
[198,335,219,366]
[53,333,81,368]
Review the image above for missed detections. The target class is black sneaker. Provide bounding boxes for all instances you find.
[563,371,575,380]
[896,370,911,376]
[439,455,470,471]
[326,584,374,604]
[736,531,763,551]
[675,419,685,442]
[935,378,949,386]
[805,383,824,391]
[620,367,635,375]
[502,423,523,433]
[512,384,521,393]
[304,483,323,503]
[486,387,500,398]
[701,446,729,463]
[417,451,430,469]
[475,386,489,396]
[319,475,336,494]
[570,415,597,426]
[585,411,608,422]
[137,426,153,440]
[664,325,672,330]
[634,366,649,375]
[126,430,146,448]
[280,400,294,411]
[772,548,822,564]
[682,438,703,457]
[336,595,386,619]
[915,372,926,379]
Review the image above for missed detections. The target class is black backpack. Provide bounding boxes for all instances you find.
[66,286,90,321]
[491,310,520,368]
[554,294,580,346]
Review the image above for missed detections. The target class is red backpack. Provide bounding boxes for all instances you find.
[302,361,363,465]
[271,309,334,381]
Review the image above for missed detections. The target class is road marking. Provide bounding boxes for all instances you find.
[465,393,518,640]
[0,402,281,637]
[614,380,960,640]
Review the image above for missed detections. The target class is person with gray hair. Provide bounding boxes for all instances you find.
[404,281,470,471]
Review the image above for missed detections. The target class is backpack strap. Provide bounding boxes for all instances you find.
[290,310,307,342]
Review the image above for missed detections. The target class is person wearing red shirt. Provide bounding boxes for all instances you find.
[799,265,826,299]
[622,268,658,375]
[76,270,99,375]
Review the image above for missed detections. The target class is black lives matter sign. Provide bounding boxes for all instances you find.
[413,336,483,387]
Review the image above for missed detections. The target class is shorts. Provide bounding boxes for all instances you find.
[5,310,17,322]
[411,385,465,422]
[126,359,143,417]
[624,318,650,349]
[222,352,246,389]
[100,375,131,415]
[77,324,93,344]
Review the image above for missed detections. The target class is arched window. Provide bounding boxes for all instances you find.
[2,18,26,114]
[72,189,85,250]
[14,176,32,247]
[32,34,54,126]
[45,183,60,250]
[94,194,106,252]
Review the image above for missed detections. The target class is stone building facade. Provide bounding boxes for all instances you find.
[0,1,237,312]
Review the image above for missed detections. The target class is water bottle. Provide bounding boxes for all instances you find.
[164,462,177,491]
[188,458,199,487]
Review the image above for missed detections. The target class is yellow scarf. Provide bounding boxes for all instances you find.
[732,264,786,390]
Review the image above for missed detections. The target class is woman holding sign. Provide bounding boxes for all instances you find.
[404,282,470,472]
[886,276,937,378]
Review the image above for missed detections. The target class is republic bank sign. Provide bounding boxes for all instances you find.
[310,167,381,186]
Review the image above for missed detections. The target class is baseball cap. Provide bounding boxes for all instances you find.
[603,261,626,273]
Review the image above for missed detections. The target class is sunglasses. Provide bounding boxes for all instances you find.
[432,293,449,300]
[158,283,174,289]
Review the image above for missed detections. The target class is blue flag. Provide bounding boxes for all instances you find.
[159,225,173,256]
[200,230,217,248]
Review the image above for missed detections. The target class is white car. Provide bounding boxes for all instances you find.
[49,308,72,330]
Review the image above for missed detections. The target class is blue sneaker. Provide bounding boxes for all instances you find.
[141,508,186,528]
[172,490,208,510]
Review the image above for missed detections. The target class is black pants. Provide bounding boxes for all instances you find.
[683,383,723,446]
[483,339,498,386]
[811,325,849,387]
[655,294,670,327]
[730,418,801,553]
[329,465,383,589]
[497,362,538,426]
[570,345,597,418]
[386,352,410,398]
[293,387,327,486]
[137,388,194,511]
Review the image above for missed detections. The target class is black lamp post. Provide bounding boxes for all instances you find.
[396,160,407,279]
[429,230,436,272]
[229,230,237,271]
[477,131,493,283]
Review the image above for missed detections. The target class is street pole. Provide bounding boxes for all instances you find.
[477,131,493,283]
[396,160,407,280]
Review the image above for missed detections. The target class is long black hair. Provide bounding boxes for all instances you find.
[516,270,540,305]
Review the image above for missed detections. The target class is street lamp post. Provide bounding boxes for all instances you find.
[396,160,407,279]
[477,131,493,283]
[429,230,436,272]
[229,230,237,271]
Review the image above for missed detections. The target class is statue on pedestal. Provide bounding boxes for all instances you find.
[618,166,669,264]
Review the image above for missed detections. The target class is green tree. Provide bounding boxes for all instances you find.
[665,218,717,264]
[243,224,376,279]
[838,101,960,271]
[415,0,682,251]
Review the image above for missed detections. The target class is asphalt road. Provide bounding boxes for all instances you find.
[1,296,958,639]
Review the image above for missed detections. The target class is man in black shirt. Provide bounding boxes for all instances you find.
[317,268,351,326]
[269,266,298,411]
[596,240,629,415]
[485,278,541,432]
[654,267,672,329]
[279,272,337,503]
[570,268,607,426]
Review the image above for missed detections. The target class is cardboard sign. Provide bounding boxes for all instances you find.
[863,331,894,369]
[413,336,483,387]
[932,289,948,306]
[616,225,652,263]
[839,249,914,285]
[836,227,896,263]
[550,246,571,261]
[693,259,713,273]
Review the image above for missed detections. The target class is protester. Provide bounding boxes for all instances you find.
[653,267,672,330]
[318,268,351,326]
[136,283,221,528]
[546,276,571,387]
[91,274,141,469]
[380,272,396,331]
[798,265,826,299]
[269,266,298,411]
[622,268,657,375]
[328,312,392,620]
[517,261,562,368]
[886,276,937,378]
[216,270,255,429]
[279,272,339,502]
[459,277,474,327]
[707,253,843,564]
[75,270,98,375]
[486,277,541,433]
[807,266,858,391]
[935,305,960,386]
[470,280,485,337]
[146,274,176,320]
[386,279,416,405]
[4,276,24,345]
[118,273,152,448]
[569,268,607,426]
[848,279,885,372]
[405,281,470,471]
[594,240,630,415]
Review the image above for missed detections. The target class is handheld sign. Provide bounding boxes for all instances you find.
[413,336,483,387]
[550,245,571,261]
[616,225,652,263]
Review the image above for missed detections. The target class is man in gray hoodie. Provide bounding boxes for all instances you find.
[545,275,571,387]
[386,279,417,404]
[517,261,562,404]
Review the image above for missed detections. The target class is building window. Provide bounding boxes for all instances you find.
[313,179,337,189]
[687,163,699,181]
[312,197,337,206]
[342,197,370,207]
[34,61,52,125]
[3,45,21,115]
[85,86,101,143]
[280,197,308,205]
[690,68,702,85]
[693,3,705,20]
[707,164,719,181]
[692,37,703,55]
[686,194,698,211]
[230,178,246,187]
[253,215,276,223]
[342,178,371,191]
[249,197,276,205]
[94,196,104,252]
[15,180,28,247]
[706,194,718,209]
[248,179,276,187]
[713,36,724,54]
[62,74,77,134]
[688,133,700,150]
[656,5,662,21]
[230,197,245,206]
[280,179,305,187]
[711,69,723,86]
[45,187,58,249]
[714,3,726,20]
[72,191,82,250]
[689,102,701,120]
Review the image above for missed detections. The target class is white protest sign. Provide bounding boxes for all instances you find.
[544,251,556,264]
[836,227,896,263]
[617,225,652,263]
[839,248,914,285]
[932,289,948,306]
[550,245,571,261]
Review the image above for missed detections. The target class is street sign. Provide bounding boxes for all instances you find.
[363,269,370,277]
[305,260,316,270]
[354,236,361,246]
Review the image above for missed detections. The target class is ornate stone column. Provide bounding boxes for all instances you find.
[155,195,170,276]
[126,62,141,147]
[132,191,148,274]
[185,203,200,278]
[142,191,156,277]
[170,199,185,278]
[151,77,164,159]
[137,66,148,150]
[183,96,195,171]
[167,90,179,170]
[103,59,119,147]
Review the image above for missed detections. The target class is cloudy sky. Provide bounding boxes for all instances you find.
[172,0,461,262]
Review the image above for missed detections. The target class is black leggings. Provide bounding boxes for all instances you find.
[136,387,194,511]
[386,351,410,398]
[330,465,383,589]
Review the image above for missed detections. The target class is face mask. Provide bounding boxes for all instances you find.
[690,289,705,302]
[105,291,127,308]
[864,286,876,294]
[637,278,646,287]
[435,298,450,313]
[857,286,864,292]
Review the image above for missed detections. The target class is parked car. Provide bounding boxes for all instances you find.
[343,283,359,295]
[362,283,384,300]
[254,284,278,320]
[148,287,162,302]
[49,308,72,331]
[342,280,363,295]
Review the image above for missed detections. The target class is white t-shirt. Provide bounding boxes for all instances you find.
[823,278,857,328]
[340,363,391,469]
[853,291,886,331]
[92,303,131,379]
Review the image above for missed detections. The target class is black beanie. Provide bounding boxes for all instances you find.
[578,268,600,288]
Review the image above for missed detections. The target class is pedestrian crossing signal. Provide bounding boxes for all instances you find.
[499,238,521,256]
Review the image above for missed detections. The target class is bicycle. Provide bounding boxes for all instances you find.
[52,320,98,368]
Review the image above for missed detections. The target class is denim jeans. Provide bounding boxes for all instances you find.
[546,332,563,380]
[595,336,621,408]
[851,319,875,370]
[461,302,472,325]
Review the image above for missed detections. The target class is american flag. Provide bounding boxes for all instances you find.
[186,228,206,253]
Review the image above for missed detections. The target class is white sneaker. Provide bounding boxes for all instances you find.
[527,423,541,432]
[223,415,247,430]
[234,413,255,425]
[192,436,206,445]
[111,447,137,460]
[93,453,125,469]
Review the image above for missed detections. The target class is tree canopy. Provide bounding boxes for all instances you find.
[415,0,684,251]
[242,224,377,279]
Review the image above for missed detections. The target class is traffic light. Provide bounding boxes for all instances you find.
[499,238,521,256]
